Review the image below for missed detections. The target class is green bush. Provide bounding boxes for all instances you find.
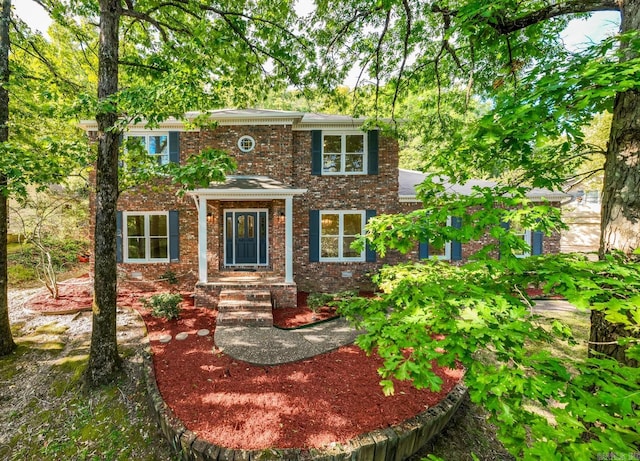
[8,264,37,284]
[307,290,357,312]
[140,293,183,320]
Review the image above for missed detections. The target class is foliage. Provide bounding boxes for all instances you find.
[8,185,88,296]
[140,293,183,320]
[339,184,639,458]
[307,290,357,312]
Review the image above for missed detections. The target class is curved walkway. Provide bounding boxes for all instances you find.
[214,317,362,365]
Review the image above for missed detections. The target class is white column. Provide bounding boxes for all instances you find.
[198,196,208,283]
[285,196,294,284]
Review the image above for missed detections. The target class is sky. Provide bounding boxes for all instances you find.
[14,1,621,79]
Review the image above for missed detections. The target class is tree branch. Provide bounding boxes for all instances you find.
[492,0,620,34]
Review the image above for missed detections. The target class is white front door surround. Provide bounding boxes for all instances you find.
[190,176,306,284]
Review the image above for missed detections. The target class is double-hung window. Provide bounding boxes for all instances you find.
[419,216,463,261]
[319,211,366,261]
[322,132,366,174]
[124,212,169,262]
[126,133,170,165]
[511,223,532,258]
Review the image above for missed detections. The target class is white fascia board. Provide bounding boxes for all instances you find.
[188,189,307,201]
[399,195,421,203]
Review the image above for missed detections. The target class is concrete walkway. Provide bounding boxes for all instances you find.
[532,299,585,313]
[214,317,361,365]
[215,299,584,366]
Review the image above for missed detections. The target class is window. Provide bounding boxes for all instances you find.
[126,133,170,165]
[319,211,365,261]
[426,241,451,260]
[322,133,366,174]
[124,212,169,262]
[237,135,255,152]
[420,217,452,260]
[511,224,532,258]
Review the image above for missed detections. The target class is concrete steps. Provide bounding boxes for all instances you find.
[216,289,273,327]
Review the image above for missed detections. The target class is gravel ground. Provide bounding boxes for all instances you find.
[1,284,175,461]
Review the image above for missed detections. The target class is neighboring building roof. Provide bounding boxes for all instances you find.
[398,169,569,202]
[188,175,307,200]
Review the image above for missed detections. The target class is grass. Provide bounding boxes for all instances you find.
[0,328,176,461]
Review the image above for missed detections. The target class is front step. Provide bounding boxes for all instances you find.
[217,289,273,327]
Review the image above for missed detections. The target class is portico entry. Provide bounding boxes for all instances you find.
[224,209,268,266]
[189,175,307,285]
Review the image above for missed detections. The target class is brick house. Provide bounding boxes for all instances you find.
[80,109,565,309]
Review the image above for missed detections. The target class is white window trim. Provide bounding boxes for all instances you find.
[124,132,171,165]
[223,208,269,266]
[237,135,256,153]
[123,211,170,263]
[319,210,366,262]
[322,131,367,175]
[422,216,452,260]
[514,229,532,258]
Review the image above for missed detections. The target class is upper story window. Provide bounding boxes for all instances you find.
[124,212,169,262]
[319,210,366,261]
[126,133,170,165]
[237,135,256,153]
[322,133,367,174]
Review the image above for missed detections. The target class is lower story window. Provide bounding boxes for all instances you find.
[511,224,532,258]
[124,212,169,262]
[320,211,365,261]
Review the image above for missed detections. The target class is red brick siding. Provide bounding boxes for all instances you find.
[291,131,403,293]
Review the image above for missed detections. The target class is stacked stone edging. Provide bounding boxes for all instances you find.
[138,322,467,461]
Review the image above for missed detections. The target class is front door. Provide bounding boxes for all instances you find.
[225,210,268,266]
[235,212,257,264]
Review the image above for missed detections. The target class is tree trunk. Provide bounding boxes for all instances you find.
[0,0,15,356]
[84,0,122,386]
[593,0,640,367]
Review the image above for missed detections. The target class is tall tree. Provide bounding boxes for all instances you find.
[0,0,14,356]
[41,0,309,386]
[311,0,639,364]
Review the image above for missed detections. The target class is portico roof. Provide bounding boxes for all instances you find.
[188,175,307,200]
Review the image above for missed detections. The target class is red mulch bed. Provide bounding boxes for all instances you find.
[26,278,464,451]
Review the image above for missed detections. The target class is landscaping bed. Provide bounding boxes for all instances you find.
[24,279,464,451]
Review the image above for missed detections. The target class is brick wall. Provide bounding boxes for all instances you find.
[397,201,563,263]
[89,123,562,298]
[291,131,403,292]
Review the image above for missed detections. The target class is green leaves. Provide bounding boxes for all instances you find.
[340,193,639,458]
[165,147,237,195]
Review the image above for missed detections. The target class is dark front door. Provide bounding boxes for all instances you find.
[235,212,258,264]
[225,210,268,266]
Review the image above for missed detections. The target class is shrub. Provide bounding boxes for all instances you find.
[8,264,37,285]
[307,290,357,312]
[140,293,183,320]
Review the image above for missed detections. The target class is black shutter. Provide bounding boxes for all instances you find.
[116,211,123,263]
[367,130,379,175]
[499,221,510,260]
[365,210,377,262]
[532,231,544,255]
[311,130,322,175]
[451,216,463,261]
[169,132,180,164]
[419,241,429,259]
[309,210,320,262]
[169,210,179,261]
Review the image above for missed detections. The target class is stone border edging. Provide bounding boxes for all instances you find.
[138,318,467,461]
